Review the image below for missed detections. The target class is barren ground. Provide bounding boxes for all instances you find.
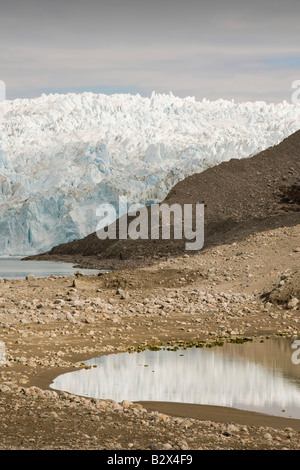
[1,223,300,450]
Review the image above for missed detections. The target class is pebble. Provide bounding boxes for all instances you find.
[1,226,300,451]
[288,298,299,309]
[161,443,173,450]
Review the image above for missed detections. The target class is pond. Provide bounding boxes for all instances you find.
[50,337,300,419]
[0,258,102,279]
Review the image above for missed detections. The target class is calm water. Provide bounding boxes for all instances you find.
[50,338,300,419]
[0,258,101,279]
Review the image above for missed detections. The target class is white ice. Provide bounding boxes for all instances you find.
[0,91,300,255]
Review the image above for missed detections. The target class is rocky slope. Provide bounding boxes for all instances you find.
[30,129,300,269]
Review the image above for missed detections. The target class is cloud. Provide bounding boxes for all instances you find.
[1,0,300,102]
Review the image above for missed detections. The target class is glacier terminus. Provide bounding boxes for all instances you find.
[0,91,300,256]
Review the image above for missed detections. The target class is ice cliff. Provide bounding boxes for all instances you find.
[0,91,300,255]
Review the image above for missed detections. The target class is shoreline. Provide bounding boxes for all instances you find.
[41,341,300,433]
[1,223,300,449]
[139,402,300,431]
[25,331,300,431]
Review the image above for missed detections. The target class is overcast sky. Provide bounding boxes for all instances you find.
[1,0,300,102]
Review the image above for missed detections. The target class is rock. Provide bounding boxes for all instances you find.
[230,330,239,335]
[149,444,160,450]
[26,274,36,281]
[180,419,193,429]
[111,402,123,411]
[66,312,76,324]
[263,433,273,441]
[227,424,240,433]
[84,316,95,324]
[74,271,84,277]
[177,439,189,450]
[19,378,28,385]
[288,298,299,309]
[121,400,133,409]
[162,443,173,450]
[116,289,127,299]
[131,404,147,413]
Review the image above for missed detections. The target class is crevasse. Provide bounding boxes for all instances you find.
[0,91,300,255]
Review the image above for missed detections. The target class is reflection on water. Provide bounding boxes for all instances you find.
[0,258,100,279]
[50,338,300,419]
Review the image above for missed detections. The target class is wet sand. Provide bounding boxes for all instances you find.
[140,402,300,431]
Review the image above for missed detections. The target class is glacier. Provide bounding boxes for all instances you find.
[0,91,300,256]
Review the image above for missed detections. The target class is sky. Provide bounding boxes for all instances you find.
[1,0,300,103]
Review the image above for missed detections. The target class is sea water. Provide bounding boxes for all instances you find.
[0,258,101,279]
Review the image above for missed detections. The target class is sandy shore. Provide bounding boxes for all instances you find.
[1,224,300,450]
[140,402,300,432]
